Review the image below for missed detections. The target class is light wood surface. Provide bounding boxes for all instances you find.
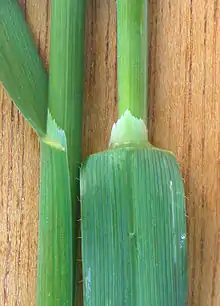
[0,0,219,305]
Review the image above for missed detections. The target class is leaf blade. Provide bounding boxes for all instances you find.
[0,0,48,136]
[81,147,188,305]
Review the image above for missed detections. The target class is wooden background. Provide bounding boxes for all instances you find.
[0,0,219,305]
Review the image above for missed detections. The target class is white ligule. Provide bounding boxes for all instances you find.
[109,109,148,148]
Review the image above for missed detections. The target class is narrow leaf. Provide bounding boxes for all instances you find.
[0,0,48,136]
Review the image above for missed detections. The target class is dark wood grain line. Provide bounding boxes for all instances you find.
[37,29,41,56]
[183,1,193,185]
[16,117,25,305]
[26,233,30,293]
[17,113,21,171]
[168,0,171,12]
[188,0,193,129]
[151,19,157,144]
[211,230,220,304]
[148,0,153,121]
[210,2,219,302]
[13,218,17,293]
[3,103,14,306]
[17,112,21,146]
[1,90,4,141]
[21,117,25,202]
[212,0,218,79]
[114,47,118,110]
[149,0,158,143]
[189,21,195,306]
[89,0,96,89]
[202,10,207,100]
[44,0,50,67]
[167,1,172,150]
[212,0,218,115]
[1,89,4,209]
[24,0,27,18]
[198,6,207,305]
[214,0,219,25]
[183,0,193,184]
[15,220,19,306]
[1,166,3,207]
[105,0,110,101]
[185,0,194,303]
[15,110,20,306]
[114,3,118,110]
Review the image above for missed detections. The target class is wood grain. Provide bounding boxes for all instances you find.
[0,0,219,305]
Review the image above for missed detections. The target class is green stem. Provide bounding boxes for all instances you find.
[117,0,148,120]
[48,0,86,303]
[37,136,72,306]
[49,0,86,186]
[37,1,86,305]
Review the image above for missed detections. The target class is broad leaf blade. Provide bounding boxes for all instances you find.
[81,147,187,305]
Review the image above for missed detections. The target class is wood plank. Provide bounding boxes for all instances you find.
[0,0,219,305]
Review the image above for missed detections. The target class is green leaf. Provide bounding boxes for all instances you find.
[0,0,48,136]
[81,146,188,305]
